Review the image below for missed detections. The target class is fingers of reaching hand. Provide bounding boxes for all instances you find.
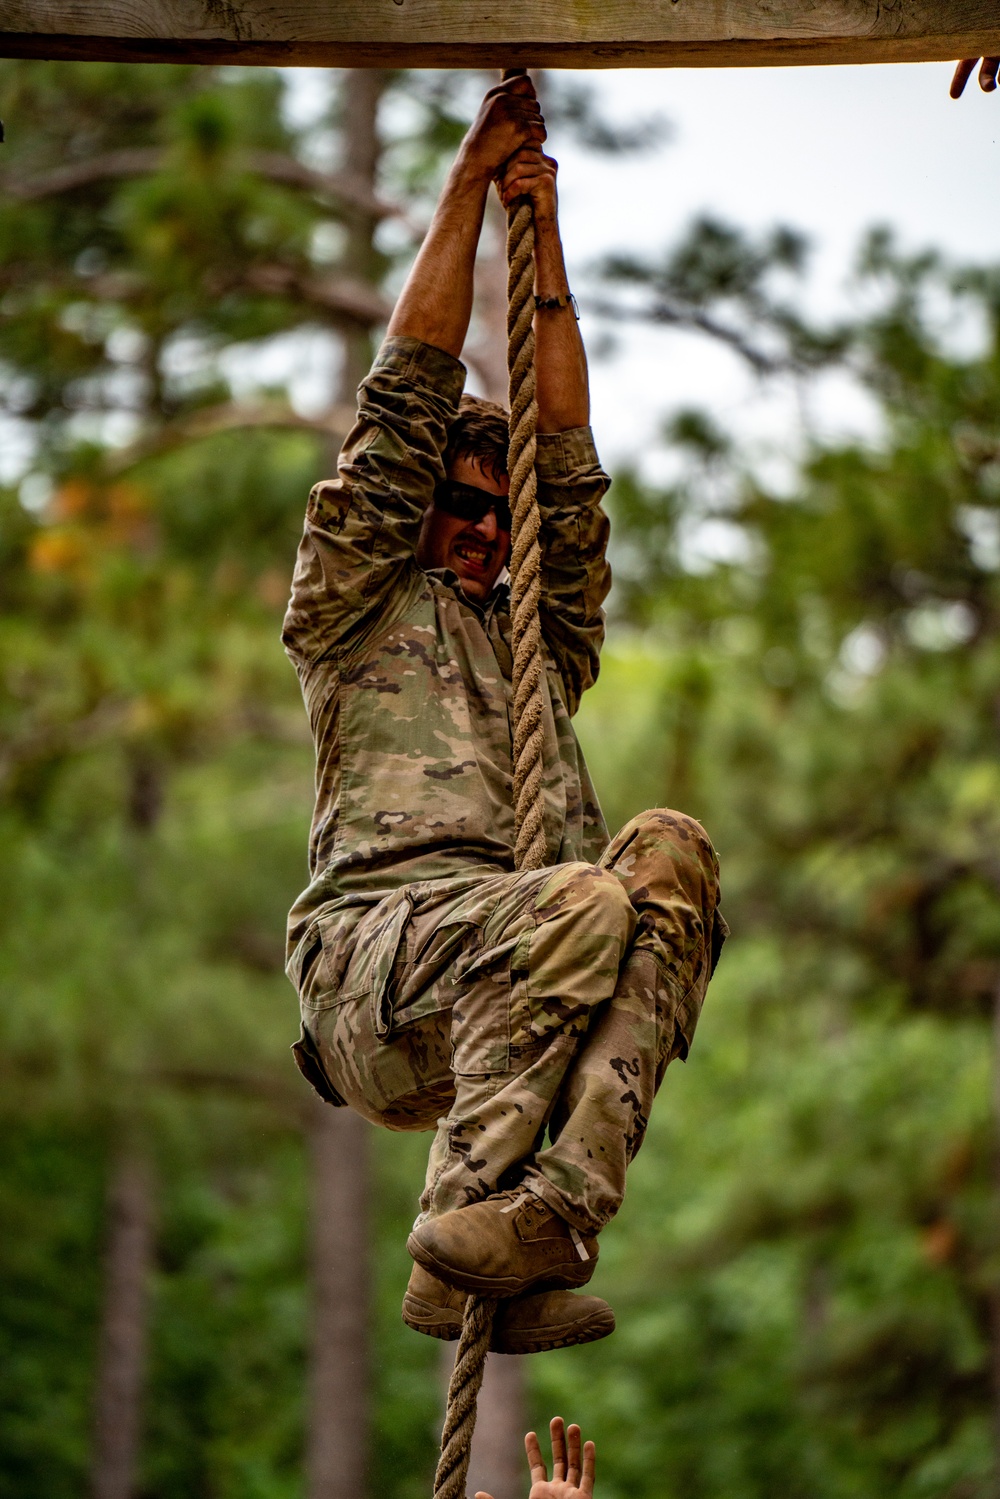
[524,1421,596,1495]
[951,58,977,97]
[565,1422,584,1485]
[951,57,1000,97]
[549,1416,568,1481]
[525,1429,548,1485]
[561,1423,593,1492]
[580,1438,596,1496]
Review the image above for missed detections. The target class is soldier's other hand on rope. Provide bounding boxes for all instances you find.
[474,1417,596,1499]
[951,57,1000,97]
[496,145,559,222]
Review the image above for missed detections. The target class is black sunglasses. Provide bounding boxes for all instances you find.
[433,479,512,534]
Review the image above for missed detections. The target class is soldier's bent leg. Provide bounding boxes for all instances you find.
[296,863,636,1192]
[298,819,722,1237]
[420,861,637,1220]
[524,809,724,1232]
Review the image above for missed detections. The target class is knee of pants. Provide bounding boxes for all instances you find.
[528,864,637,1007]
[537,862,637,941]
[606,808,720,913]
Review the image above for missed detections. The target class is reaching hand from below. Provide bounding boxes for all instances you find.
[475,1417,596,1499]
[951,57,1000,97]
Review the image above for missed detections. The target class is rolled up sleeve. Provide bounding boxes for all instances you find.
[283,337,466,662]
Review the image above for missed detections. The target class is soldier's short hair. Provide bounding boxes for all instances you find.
[444,395,509,484]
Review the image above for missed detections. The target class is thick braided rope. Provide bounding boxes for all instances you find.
[505,194,547,874]
[432,1295,497,1499]
[432,74,546,1498]
[430,202,541,1499]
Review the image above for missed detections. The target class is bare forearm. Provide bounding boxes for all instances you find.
[387,155,490,358]
[388,78,546,359]
[533,213,589,433]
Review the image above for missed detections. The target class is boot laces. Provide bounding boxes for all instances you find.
[497,1190,590,1261]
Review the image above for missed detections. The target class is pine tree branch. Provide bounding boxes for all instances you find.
[105,397,355,473]
[589,295,787,375]
[0,146,409,225]
[0,259,393,330]
[240,263,393,325]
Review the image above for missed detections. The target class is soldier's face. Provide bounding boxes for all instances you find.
[417,454,512,604]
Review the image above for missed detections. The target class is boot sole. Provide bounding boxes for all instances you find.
[401,1295,615,1355]
[401,1295,461,1342]
[406,1232,598,1298]
[499,1304,615,1355]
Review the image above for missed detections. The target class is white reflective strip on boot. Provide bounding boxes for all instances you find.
[568,1225,591,1262]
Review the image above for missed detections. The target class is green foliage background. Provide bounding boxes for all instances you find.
[2,58,1000,1499]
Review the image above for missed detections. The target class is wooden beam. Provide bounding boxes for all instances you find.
[1,1,999,70]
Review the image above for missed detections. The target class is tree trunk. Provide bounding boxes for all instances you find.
[91,1149,154,1499]
[306,1099,372,1499]
[303,69,388,1499]
[335,69,387,414]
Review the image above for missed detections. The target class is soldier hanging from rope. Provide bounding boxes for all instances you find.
[283,74,728,1353]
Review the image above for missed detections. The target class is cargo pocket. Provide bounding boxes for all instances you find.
[291,1025,347,1107]
[287,918,341,1011]
[391,915,477,1029]
[367,891,413,1039]
[449,934,517,1076]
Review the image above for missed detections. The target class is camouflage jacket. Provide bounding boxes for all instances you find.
[283,335,612,961]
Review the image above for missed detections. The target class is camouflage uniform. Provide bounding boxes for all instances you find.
[284,336,725,1234]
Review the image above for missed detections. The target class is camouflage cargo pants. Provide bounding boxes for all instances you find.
[293,809,726,1234]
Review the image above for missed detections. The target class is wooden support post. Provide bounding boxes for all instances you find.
[1,2,999,70]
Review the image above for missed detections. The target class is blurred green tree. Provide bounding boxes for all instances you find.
[556,222,1000,1499]
[0,56,378,1499]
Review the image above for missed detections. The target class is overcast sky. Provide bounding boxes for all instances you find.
[10,59,999,496]
[549,60,1000,476]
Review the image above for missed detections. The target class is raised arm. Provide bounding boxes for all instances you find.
[496,145,610,714]
[388,77,546,357]
[283,81,546,665]
[497,147,589,432]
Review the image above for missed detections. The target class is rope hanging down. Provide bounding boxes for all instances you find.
[432,66,547,1499]
[432,1295,497,1499]
[505,183,547,876]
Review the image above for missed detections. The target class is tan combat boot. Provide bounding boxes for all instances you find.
[402,1264,614,1354]
[407,1189,599,1297]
